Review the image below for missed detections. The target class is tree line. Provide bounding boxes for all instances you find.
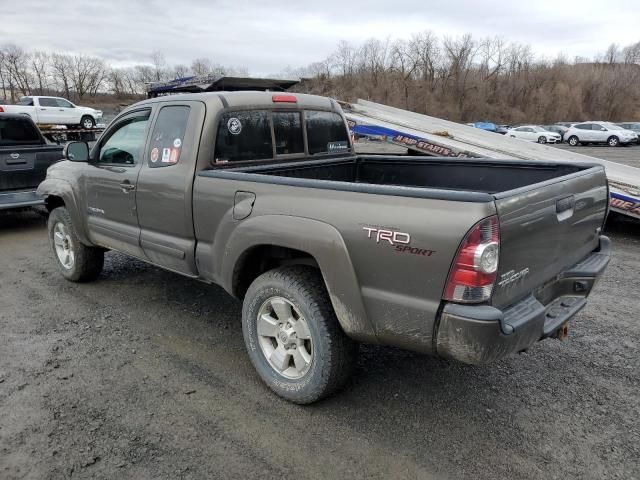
[0,45,246,102]
[295,34,640,123]
[2,33,640,123]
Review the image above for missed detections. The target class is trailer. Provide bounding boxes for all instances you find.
[343,99,640,220]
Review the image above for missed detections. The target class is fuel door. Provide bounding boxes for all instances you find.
[233,191,256,220]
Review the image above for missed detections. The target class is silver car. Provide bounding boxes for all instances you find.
[565,122,638,147]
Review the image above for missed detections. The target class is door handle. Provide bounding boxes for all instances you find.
[119,181,136,192]
[40,108,46,111]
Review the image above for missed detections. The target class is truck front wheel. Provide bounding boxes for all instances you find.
[48,207,104,282]
[242,266,358,404]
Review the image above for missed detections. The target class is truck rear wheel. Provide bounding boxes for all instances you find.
[242,266,358,404]
[48,207,104,282]
[80,116,95,129]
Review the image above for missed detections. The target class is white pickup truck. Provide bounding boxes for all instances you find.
[0,96,102,128]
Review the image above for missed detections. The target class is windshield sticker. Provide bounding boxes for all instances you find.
[173,138,182,148]
[327,141,348,152]
[228,117,242,135]
[150,147,159,163]
[161,148,171,163]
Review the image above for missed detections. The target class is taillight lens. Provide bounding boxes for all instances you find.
[0,106,4,112]
[443,215,500,303]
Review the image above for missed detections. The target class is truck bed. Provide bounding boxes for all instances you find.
[201,154,608,313]
[211,156,596,197]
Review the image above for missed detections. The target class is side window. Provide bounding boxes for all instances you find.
[148,106,190,168]
[272,111,304,155]
[576,124,590,130]
[98,111,150,165]
[39,98,58,107]
[592,124,605,131]
[17,97,34,106]
[215,110,273,163]
[306,110,350,155]
[55,99,73,108]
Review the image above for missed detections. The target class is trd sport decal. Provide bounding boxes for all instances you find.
[363,226,435,257]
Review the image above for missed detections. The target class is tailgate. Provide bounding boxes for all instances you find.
[0,147,62,191]
[491,166,608,308]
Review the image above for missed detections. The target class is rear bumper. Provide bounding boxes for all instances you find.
[435,236,611,364]
[0,189,44,210]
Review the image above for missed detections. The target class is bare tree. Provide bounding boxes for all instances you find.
[173,64,190,78]
[2,44,32,98]
[31,51,50,95]
[150,50,167,81]
[50,53,72,99]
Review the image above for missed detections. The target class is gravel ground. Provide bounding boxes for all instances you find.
[1,210,638,480]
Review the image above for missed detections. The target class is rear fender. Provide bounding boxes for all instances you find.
[220,215,377,343]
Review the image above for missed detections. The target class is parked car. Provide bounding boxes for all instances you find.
[506,125,562,143]
[38,92,610,404]
[542,124,569,141]
[0,113,63,210]
[472,121,497,132]
[0,96,102,128]
[564,122,638,147]
[617,122,640,145]
[495,125,510,135]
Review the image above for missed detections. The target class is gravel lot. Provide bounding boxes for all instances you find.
[554,143,640,168]
[1,148,639,479]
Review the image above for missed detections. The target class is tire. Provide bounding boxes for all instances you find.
[80,116,95,129]
[537,136,547,144]
[567,136,579,146]
[48,207,104,282]
[242,266,358,404]
[607,136,619,147]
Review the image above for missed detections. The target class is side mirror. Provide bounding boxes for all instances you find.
[64,141,89,162]
[601,127,607,131]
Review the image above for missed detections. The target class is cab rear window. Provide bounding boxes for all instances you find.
[213,108,350,164]
[273,111,304,155]
[0,117,41,146]
[215,111,273,163]
[305,111,350,155]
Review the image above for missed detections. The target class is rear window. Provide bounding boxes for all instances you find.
[306,110,350,155]
[273,111,304,155]
[16,97,34,106]
[39,98,58,107]
[215,110,273,163]
[0,117,41,146]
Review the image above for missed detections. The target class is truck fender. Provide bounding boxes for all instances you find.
[37,178,91,245]
[220,215,378,343]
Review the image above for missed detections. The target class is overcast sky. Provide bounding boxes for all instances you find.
[1,0,638,75]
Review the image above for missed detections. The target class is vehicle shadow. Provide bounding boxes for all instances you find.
[605,212,640,240]
[0,209,47,234]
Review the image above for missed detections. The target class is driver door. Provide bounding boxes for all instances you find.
[85,109,151,258]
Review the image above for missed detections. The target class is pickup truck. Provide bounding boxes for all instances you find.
[37,92,611,404]
[0,96,102,129]
[0,113,62,210]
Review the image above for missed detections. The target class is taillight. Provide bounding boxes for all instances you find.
[443,215,500,303]
[0,106,4,112]
[272,94,297,103]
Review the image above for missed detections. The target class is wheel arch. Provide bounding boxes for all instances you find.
[37,179,92,245]
[221,215,377,343]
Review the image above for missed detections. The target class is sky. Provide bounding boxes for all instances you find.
[1,0,638,75]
